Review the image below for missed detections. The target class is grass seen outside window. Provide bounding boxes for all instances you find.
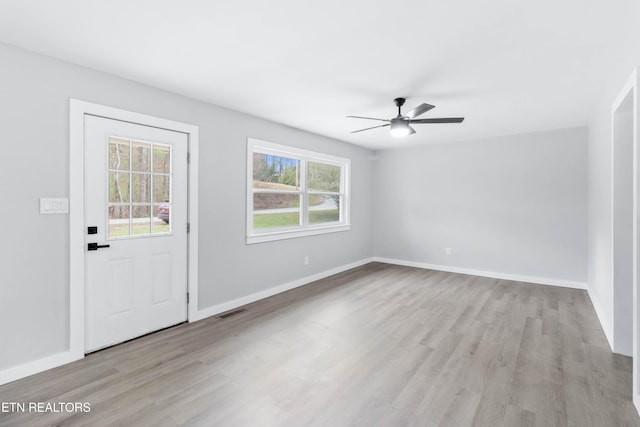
[254,209,339,229]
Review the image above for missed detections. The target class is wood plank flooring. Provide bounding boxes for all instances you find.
[1,263,638,426]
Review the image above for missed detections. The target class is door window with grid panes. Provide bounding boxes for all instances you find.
[108,137,172,238]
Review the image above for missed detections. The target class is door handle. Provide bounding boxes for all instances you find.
[88,242,111,251]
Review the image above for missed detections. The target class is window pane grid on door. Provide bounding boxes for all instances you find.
[108,137,172,239]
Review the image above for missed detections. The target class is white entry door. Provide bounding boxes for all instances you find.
[84,115,188,352]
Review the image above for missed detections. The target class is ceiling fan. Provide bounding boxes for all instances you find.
[347,97,464,137]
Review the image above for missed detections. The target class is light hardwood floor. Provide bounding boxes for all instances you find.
[1,263,638,426]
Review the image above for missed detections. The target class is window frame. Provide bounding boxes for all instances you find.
[247,138,350,244]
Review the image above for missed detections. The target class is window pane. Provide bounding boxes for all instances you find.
[254,193,300,210]
[253,153,300,191]
[153,203,171,234]
[153,175,171,204]
[307,162,341,192]
[253,193,300,229]
[153,144,171,174]
[253,211,300,229]
[309,195,340,224]
[108,205,130,237]
[132,141,151,172]
[132,173,150,203]
[109,172,130,203]
[109,138,130,170]
[132,205,151,235]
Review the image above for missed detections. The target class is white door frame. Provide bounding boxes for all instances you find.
[611,73,636,357]
[610,69,639,411]
[69,99,199,360]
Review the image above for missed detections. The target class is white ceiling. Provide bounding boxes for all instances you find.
[0,0,637,149]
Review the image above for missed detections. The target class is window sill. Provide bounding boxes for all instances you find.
[246,224,350,244]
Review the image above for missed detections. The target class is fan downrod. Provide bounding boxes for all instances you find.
[394,97,406,116]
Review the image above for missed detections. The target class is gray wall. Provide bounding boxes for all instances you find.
[374,128,588,282]
[0,42,374,370]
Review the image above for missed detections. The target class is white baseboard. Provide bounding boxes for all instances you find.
[191,257,375,322]
[0,350,82,386]
[373,257,588,290]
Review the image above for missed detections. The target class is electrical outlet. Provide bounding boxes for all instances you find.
[445,248,452,256]
[304,256,309,265]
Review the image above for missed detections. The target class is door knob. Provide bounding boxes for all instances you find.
[88,242,111,251]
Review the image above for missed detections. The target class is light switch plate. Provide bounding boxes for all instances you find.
[40,198,69,214]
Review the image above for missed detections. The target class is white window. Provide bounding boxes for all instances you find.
[247,138,350,244]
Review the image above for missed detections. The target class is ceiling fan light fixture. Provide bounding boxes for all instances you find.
[390,118,413,138]
[347,98,463,136]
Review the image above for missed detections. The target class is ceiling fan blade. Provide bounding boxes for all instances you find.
[346,115,390,122]
[405,103,435,119]
[350,123,391,134]
[408,125,416,135]
[410,117,465,124]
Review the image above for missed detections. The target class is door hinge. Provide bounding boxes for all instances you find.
[187,292,190,304]
[187,223,191,233]
[187,152,191,163]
